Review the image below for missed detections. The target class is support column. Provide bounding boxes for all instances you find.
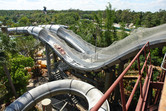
[114,62,124,102]
[41,98,52,111]
[104,67,115,92]
[45,44,52,80]
[53,53,57,63]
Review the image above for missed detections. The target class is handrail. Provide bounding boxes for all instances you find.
[91,42,151,111]
[161,53,166,71]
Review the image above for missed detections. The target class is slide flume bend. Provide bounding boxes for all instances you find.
[5,79,110,111]
[5,24,166,111]
[7,24,166,72]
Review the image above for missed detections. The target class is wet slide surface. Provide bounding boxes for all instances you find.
[7,24,166,72]
[5,24,166,111]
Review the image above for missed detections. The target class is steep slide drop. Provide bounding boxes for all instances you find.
[38,24,96,54]
[5,24,166,110]
[39,24,166,56]
[5,79,110,111]
[7,24,166,72]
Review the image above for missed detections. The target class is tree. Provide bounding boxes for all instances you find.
[0,16,5,25]
[0,50,17,99]
[120,22,128,39]
[55,12,79,25]
[0,32,17,100]
[18,16,30,26]
[93,12,105,46]
[104,3,116,46]
[141,12,153,27]
[6,19,14,27]
[10,55,33,95]
[115,10,122,23]
[121,9,132,23]
[14,35,40,59]
[0,32,34,102]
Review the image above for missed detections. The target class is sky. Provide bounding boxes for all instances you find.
[0,0,166,12]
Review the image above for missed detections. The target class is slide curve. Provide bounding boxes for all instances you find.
[7,24,166,72]
[5,79,110,111]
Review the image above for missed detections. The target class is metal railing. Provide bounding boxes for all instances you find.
[156,52,166,109]
[91,42,151,111]
[161,52,166,71]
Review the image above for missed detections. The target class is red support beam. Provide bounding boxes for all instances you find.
[150,82,164,90]
[148,42,151,65]
[141,66,153,111]
[126,75,141,110]
[137,57,143,98]
[120,79,126,111]
[90,42,150,111]
[136,65,153,111]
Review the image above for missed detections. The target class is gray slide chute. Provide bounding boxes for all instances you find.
[5,24,166,111]
[7,24,166,72]
[38,24,94,54]
[39,24,166,56]
[7,26,45,37]
[5,79,110,111]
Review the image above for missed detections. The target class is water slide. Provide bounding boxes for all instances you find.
[39,24,166,55]
[38,25,96,54]
[5,24,166,111]
[7,24,166,72]
[5,79,110,111]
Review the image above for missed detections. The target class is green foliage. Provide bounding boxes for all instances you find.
[104,3,115,46]
[152,68,160,81]
[0,16,5,26]
[10,55,34,68]
[131,47,164,71]
[0,3,166,109]
[18,16,30,26]
[12,66,30,94]
[55,12,79,25]
[162,46,166,54]
[13,35,39,59]
[119,22,128,39]
[3,55,33,99]
[0,7,166,27]
[6,19,14,27]
[93,12,106,47]
[70,19,96,45]
[0,33,34,101]
[151,48,163,65]
[81,14,93,20]
[0,64,8,99]
[0,32,17,56]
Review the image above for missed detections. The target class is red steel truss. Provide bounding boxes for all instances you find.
[91,42,165,111]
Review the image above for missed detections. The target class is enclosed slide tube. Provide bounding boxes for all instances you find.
[5,79,110,111]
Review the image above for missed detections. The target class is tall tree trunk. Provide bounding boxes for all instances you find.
[3,64,17,98]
